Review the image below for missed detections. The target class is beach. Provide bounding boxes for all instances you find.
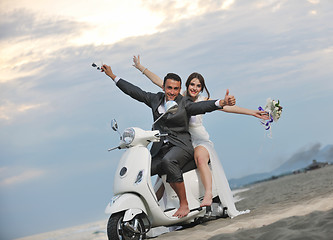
[17,165,333,240]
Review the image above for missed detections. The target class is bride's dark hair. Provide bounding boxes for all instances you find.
[185,72,210,99]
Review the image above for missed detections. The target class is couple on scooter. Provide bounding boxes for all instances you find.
[101,56,268,219]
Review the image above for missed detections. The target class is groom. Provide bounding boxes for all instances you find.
[101,64,236,218]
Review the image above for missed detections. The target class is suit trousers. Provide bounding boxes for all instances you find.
[151,142,194,183]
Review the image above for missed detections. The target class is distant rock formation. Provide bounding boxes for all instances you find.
[229,144,333,189]
[305,159,328,171]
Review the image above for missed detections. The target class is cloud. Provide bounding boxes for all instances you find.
[1,0,331,128]
[0,100,47,122]
[141,0,235,29]
[308,0,320,4]
[0,9,89,41]
[0,9,91,83]
[0,167,46,187]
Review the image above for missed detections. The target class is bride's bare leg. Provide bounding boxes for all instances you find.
[194,146,213,207]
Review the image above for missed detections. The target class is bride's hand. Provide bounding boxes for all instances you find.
[253,110,269,120]
[132,55,141,69]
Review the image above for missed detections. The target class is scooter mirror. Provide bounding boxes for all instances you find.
[111,119,118,131]
[165,100,178,114]
[111,119,122,140]
[152,101,178,128]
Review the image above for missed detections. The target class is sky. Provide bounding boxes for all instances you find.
[0,0,332,239]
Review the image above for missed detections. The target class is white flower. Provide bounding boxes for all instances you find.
[262,98,283,122]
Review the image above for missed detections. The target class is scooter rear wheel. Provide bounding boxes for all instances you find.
[107,212,146,240]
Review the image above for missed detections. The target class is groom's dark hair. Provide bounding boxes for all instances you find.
[163,73,182,86]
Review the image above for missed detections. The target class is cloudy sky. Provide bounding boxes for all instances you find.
[1,0,332,238]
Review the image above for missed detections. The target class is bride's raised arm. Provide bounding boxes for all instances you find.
[132,55,163,89]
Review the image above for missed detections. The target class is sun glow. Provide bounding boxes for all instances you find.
[0,0,236,83]
[71,7,163,46]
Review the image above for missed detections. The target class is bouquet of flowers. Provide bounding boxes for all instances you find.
[258,98,283,132]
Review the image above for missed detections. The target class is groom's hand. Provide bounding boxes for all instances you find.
[224,89,236,106]
[101,64,117,80]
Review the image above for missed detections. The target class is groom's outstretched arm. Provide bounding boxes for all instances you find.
[185,90,236,116]
[101,64,154,107]
[185,98,220,116]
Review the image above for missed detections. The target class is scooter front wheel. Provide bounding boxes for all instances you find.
[107,212,146,240]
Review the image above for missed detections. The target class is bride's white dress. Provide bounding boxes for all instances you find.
[189,95,249,218]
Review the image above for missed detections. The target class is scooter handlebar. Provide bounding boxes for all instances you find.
[155,133,168,138]
[108,146,121,152]
[108,129,167,151]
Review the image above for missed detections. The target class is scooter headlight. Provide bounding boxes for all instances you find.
[122,128,135,144]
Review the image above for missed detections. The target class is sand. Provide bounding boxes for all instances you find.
[16,165,333,240]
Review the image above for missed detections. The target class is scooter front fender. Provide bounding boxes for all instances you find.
[105,193,147,221]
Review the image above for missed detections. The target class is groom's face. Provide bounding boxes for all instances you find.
[163,79,181,101]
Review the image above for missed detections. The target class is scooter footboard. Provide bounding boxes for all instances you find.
[105,193,148,220]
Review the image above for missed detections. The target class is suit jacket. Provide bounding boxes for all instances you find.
[116,79,220,157]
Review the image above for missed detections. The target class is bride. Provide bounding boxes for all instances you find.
[133,55,268,217]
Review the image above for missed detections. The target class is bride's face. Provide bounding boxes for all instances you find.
[187,78,202,98]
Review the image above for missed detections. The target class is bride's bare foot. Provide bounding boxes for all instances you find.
[200,193,213,207]
[172,204,190,218]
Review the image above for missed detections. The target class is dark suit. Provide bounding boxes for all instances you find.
[116,79,220,182]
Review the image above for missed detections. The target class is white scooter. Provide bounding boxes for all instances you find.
[105,101,227,240]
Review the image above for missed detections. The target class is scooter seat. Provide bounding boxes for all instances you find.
[181,158,211,173]
[181,159,197,173]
